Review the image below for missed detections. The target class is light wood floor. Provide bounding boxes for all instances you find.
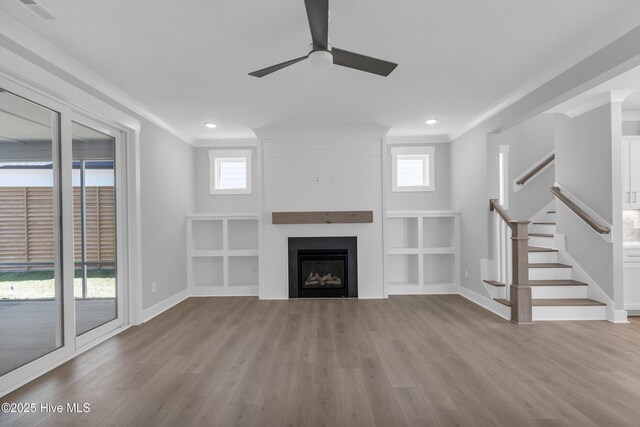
[2,295,640,426]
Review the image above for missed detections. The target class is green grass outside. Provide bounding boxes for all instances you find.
[0,269,115,300]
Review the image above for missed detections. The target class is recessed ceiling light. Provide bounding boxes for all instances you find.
[425,119,438,125]
[205,122,217,129]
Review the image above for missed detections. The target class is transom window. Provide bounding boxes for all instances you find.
[391,146,435,192]
[209,149,252,194]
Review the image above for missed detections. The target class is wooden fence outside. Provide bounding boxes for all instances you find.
[0,186,115,271]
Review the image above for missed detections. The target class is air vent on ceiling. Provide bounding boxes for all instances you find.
[17,0,57,20]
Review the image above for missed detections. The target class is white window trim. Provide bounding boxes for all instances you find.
[209,149,252,195]
[391,146,435,192]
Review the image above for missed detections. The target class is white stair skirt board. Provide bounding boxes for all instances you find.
[482,282,507,300]
[529,267,573,280]
[531,285,588,299]
[459,286,511,321]
[533,305,606,321]
[528,251,558,263]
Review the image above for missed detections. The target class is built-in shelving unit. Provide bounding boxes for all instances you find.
[187,213,260,295]
[385,211,460,294]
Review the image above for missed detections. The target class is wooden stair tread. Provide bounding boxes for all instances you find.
[493,298,605,307]
[529,280,587,287]
[483,280,506,287]
[532,222,556,225]
[532,299,605,307]
[528,246,558,252]
[528,263,572,268]
[530,232,554,237]
[547,210,556,213]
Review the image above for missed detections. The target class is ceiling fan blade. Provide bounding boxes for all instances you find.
[248,56,308,78]
[304,0,329,48]
[331,47,398,77]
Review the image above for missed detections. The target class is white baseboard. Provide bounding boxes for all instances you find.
[459,286,511,320]
[387,284,459,295]
[190,285,258,297]
[142,289,189,323]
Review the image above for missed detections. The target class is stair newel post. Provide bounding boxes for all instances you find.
[509,220,533,325]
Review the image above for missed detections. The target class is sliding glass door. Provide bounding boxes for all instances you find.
[0,86,127,383]
[0,90,63,376]
[72,121,121,339]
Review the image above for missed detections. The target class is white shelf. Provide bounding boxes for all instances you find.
[385,211,460,295]
[387,248,422,255]
[187,214,260,294]
[192,250,226,257]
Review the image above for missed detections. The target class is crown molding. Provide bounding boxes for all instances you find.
[610,90,635,103]
[0,12,194,146]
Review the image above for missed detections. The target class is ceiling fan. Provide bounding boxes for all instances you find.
[249,0,398,78]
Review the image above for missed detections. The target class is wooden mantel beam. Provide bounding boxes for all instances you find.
[272,211,374,225]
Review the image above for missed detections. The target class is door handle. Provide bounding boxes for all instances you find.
[634,191,637,203]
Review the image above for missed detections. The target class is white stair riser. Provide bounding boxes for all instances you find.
[533,305,605,321]
[546,212,556,222]
[531,286,588,299]
[531,224,556,234]
[529,236,556,247]
[528,252,558,263]
[529,268,573,280]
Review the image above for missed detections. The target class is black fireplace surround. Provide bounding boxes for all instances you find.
[288,237,358,298]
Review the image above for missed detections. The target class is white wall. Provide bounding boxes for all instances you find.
[385,143,450,211]
[260,137,384,299]
[554,106,616,301]
[489,114,556,220]
[139,118,194,309]
[193,146,259,213]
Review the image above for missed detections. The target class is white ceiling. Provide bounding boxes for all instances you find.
[2,0,640,142]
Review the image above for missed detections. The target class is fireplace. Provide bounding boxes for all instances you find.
[288,237,358,298]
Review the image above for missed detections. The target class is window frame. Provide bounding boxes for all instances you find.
[209,149,252,195]
[391,146,435,192]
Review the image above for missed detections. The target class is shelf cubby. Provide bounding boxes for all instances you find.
[385,211,460,294]
[423,254,455,285]
[187,214,260,293]
[386,217,419,249]
[192,219,223,251]
[192,256,224,287]
[387,254,419,286]
[229,256,259,287]
[228,219,259,250]
[422,216,455,248]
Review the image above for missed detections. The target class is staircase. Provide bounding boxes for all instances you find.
[485,210,606,321]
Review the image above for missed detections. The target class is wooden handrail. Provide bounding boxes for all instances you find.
[489,199,513,225]
[550,186,610,234]
[516,154,555,186]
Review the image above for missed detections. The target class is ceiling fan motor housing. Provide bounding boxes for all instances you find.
[308,50,333,68]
